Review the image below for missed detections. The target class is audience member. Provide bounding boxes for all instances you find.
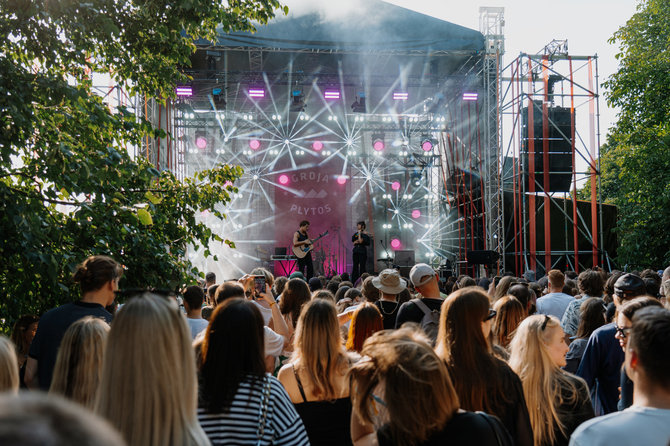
[536,270,574,319]
[273,276,288,298]
[279,278,311,331]
[214,280,245,305]
[369,269,404,330]
[493,276,517,301]
[0,336,19,393]
[508,283,533,315]
[49,317,109,409]
[26,255,121,390]
[614,296,662,411]
[435,287,533,446]
[0,392,125,446]
[577,273,646,415]
[206,284,217,307]
[346,303,383,353]
[96,293,209,446]
[313,289,336,302]
[509,315,594,446]
[278,299,352,445]
[201,305,214,321]
[204,272,216,292]
[198,298,309,445]
[570,307,670,445]
[564,298,607,374]
[308,277,322,292]
[334,285,351,303]
[561,270,605,337]
[183,286,209,340]
[396,264,444,343]
[360,276,380,303]
[350,328,512,446]
[491,295,525,352]
[9,315,38,387]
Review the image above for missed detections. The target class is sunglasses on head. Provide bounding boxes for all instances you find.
[484,308,497,321]
[540,314,550,331]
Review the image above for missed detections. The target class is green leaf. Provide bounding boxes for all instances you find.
[136,208,153,226]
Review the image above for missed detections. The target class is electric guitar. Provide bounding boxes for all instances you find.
[292,231,329,259]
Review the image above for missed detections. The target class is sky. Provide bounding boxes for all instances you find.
[283,0,641,140]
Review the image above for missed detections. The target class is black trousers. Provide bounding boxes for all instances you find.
[297,251,314,279]
[352,250,367,284]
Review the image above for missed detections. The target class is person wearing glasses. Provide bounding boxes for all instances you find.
[614,296,662,411]
[435,287,533,446]
[509,315,594,446]
[570,307,670,446]
[25,255,122,391]
[577,273,646,416]
[350,328,512,446]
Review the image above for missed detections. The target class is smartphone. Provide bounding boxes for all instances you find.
[253,275,265,296]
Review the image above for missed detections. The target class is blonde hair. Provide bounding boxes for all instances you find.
[50,317,109,408]
[292,299,348,400]
[508,315,583,446]
[0,336,19,393]
[95,293,209,446]
[350,328,459,446]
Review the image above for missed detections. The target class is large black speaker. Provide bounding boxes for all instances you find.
[467,250,499,265]
[521,102,574,192]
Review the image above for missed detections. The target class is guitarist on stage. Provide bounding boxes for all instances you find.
[293,220,314,279]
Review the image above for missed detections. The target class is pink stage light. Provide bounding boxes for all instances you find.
[195,136,207,150]
[390,238,401,250]
[391,181,401,191]
[373,139,385,151]
[278,174,289,185]
[312,141,324,151]
[337,176,347,185]
[412,209,421,219]
[249,139,261,150]
[421,140,433,151]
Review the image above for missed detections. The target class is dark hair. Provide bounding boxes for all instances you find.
[205,272,216,283]
[214,281,245,305]
[576,298,607,339]
[326,280,340,295]
[279,278,311,328]
[457,276,476,289]
[620,296,662,321]
[199,298,265,413]
[643,278,660,298]
[334,286,350,303]
[72,256,122,294]
[629,307,670,390]
[299,220,309,227]
[508,284,532,311]
[10,314,40,356]
[207,284,218,300]
[183,286,204,310]
[344,288,362,302]
[436,287,512,415]
[397,288,411,304]
[273,276,288,296]
[604,271,624,302]
[577,270,604,297]
[356,221,366,229]
[361,276,380,302]
[340,273,351,283]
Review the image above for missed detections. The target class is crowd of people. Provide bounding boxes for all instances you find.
[1,255,670,446]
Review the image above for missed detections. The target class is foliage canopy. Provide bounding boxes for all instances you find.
[0,0,285,330]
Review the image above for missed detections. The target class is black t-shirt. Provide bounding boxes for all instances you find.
[374,300,400,330]
[29,301,112,390]
[394,298,444,329]
[377,411,509,446]
[351,232,370,254]
[547,375,594,446]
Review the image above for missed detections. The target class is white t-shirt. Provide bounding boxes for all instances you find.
[186,317,209,340]
[194,326,284,358]
[253,301,273,326]
[569,405,670,446]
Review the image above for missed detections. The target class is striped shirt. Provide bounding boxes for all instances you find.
[198,374,310,445]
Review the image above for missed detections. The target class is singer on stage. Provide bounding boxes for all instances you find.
[351,220,371,284]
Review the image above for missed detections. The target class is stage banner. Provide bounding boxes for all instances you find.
[273,160,349,276]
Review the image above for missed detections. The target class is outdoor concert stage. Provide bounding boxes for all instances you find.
[142,2,616,280]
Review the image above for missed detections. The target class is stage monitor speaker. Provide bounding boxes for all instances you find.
[521,103,574,192]
[394,250,415,267]
[467,250,500,265]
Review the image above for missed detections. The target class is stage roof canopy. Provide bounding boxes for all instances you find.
[199,0,485,54]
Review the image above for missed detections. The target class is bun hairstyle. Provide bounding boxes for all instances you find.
[72,256,123,294]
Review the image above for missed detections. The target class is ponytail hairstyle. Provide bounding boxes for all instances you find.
[72,256,123,294]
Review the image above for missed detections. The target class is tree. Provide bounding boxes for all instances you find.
[0,0,286,331]
[585,0,670,269]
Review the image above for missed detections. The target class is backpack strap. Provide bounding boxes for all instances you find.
[412,298,433,316]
